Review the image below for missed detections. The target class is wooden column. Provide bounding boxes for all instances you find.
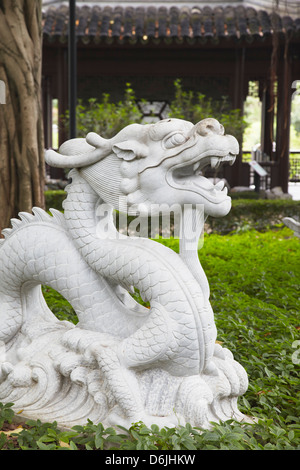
[260,79,274,160]
[275,40,292,193]
[230,47,246,187]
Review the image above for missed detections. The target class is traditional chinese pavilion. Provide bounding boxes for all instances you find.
[41,1,300,191]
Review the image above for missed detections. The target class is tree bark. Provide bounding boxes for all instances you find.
[0,0,44,233]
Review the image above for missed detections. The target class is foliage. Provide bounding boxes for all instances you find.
[0,402,14,430]
[229,190,260,199]
[207,199,300,234]
[158,228,300,443]
[42,286,78,324]
[1,412,299,451]
[291,80,300,146]
[242,81,262,151]
[62,80,246,144]
[62,83,143,139]
[44,190,66,212]
[168,79,248,145]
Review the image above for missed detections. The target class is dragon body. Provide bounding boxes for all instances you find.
[0,118,249,428]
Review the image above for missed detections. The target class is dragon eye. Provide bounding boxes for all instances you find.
[163,133,187,149]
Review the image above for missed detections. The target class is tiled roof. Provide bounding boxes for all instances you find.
[42,4,300,44]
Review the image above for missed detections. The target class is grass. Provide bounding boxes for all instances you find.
[197,228,300,433]
[1,226,299,450]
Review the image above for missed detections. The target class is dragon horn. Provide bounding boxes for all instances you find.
[45,134,112,168]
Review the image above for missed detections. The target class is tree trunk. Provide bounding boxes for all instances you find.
[0,0,44,234]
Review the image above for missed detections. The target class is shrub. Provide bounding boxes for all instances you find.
[62,80,246,143]
[45,190,66,211]
[207,199,300,233]
[230,190,260,199]
[169,79,248,146]
[62,83,143,139]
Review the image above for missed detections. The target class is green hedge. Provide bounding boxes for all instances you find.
[230,191,260,199]
[45,190,66,211]
[45,191,300,234]
[207,199,300,233]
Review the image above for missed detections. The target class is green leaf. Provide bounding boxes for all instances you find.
[95,433,104,449]
[69,441,78,450]
[37,441,56,450]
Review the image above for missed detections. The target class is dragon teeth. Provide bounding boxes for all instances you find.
[215,180,225,190]
[193,162,201,172]
[210,157,220,169]
[214,181,228,194]
[210,155,236,169]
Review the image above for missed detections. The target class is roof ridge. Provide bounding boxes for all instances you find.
[42,4,299,43]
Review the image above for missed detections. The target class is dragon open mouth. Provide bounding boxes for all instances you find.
[168,151,237,203]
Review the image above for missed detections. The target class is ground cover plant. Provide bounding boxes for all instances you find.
[1,226,299,450]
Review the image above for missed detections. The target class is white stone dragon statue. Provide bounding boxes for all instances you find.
[0,118,250,429]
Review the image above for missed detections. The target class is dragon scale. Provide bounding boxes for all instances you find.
[62,169,217,376]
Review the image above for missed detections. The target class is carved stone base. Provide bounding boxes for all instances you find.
[0,317,249,430]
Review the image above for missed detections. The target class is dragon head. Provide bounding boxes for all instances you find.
[45,118,238,218]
